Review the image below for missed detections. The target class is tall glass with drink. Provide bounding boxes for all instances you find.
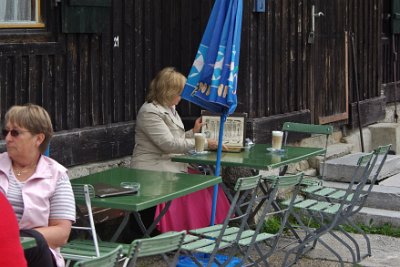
[194,133,206,153]
[271,130,284,151]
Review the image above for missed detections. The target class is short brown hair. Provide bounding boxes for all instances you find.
[146,67,186,106]
[5,104,53,154]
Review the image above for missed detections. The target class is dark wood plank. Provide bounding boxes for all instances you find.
[348,96,386,128]
[250,110,311,144]
[112,0,124,122]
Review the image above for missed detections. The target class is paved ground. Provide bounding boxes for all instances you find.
[127,232,400,267]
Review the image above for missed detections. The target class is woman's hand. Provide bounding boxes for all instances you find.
[192,117,203,134]
[207,139,228,151]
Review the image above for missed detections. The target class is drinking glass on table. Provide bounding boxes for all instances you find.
[194,133,206,153]
[272,130,284,150]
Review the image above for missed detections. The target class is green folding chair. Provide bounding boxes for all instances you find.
[300,144,391,262]
[61,184,186,267]
[73,245,122,267]
[180,173,303,267]
[279,122,333,184]
[282,145,390,266]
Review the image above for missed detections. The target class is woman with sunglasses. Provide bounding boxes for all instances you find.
[131,67,230,234]
[0,104,75,267]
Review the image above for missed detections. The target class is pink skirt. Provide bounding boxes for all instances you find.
[155,170,230,232]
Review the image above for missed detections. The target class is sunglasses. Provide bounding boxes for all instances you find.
[2,129,30,138]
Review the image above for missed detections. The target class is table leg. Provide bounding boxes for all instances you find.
[110,212,131,242]
[132,201,172,237]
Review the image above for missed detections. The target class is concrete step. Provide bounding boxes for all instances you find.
[308,143,354,171]
[369,123,400,154]
[321,153,400,183]
[352,206,400,228]
[379,173,400,187]
[294,143,353,172]
[321,181,400,211]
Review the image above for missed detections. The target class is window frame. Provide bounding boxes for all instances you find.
[0,0,45,29]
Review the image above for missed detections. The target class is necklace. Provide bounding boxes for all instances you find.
[13,164,37,177]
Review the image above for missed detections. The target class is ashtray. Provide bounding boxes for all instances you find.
[120,182,140,190]
[266,148,286,154]
[188,150,209,155]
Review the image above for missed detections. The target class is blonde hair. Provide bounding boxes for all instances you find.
[5,104,53,154]
[146,67,186,106]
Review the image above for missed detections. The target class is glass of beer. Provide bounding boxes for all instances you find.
[271,130,284,151]
[194,133,206,153]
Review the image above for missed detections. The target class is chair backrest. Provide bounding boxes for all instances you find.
[233,173,303,239]
[73,245,122,267]
[231,174,263,221]
[367,145,391,186]
[282,122,333,178]
[328,151,378,221]
[260,173,304,235]
[349,145,391,210]
[241,173,304,262]
[71,184,100,257]
[127,231,186,266]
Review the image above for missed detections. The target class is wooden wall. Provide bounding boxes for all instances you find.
[0,0,387,166]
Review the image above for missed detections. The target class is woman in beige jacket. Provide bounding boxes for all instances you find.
[131,67,229,232]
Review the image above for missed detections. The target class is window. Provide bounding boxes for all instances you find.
[0,0,44,28]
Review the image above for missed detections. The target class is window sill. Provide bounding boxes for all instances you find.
[0,22,45,29]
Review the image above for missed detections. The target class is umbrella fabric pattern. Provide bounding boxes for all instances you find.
[181,0,243,225]
[182,0,243,115]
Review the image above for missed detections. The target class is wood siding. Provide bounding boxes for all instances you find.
[0,0,384,131]
[0,0,389,166]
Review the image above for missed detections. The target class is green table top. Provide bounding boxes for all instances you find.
[172,144,326,170]
[71,167,221,211]
[20,236,36,250]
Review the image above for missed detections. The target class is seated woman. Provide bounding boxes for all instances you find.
[0,192,27,267]
[131,67,230,232]
[0,104,75,267]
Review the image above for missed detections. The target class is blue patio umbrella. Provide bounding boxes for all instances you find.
[181,0,243,225]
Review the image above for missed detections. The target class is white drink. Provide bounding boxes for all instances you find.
[194,133,206,152]
[272,131,284,150]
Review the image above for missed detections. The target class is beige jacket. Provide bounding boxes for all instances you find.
[131,102,205,173]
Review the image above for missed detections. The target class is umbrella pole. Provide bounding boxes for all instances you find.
[210,112,227,225]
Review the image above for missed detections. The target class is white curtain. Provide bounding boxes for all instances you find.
[0,0,32,22]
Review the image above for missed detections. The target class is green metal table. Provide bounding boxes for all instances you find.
[172,144,326,170]
[20,236,37,250]
[71,167,222,240]
[172,144,326,228]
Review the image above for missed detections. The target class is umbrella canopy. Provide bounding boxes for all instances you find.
[181,0,243,225]
[182,0,242,115]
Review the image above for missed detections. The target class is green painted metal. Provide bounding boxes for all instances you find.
[20,237,37,250]
[71,168,221,211]
[172,144,326,170]
[282,122,333,135]
[69,0,112,7]
[62,0,111,33]
[392,0,400,33]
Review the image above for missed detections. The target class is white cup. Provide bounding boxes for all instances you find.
[271,131,284,150]
[194,133,206,153]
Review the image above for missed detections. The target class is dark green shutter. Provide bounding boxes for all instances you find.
[392,0,400,34]
[61,0,112,33]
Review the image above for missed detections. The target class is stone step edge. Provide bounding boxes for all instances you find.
[352,206,400,228]
[320,181,400,211]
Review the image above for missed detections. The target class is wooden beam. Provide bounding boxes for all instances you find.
[249,110,311,144]
[0,121,135,167]
[348,96,386,128]
[382,81,400,103]
[319,112,348,124]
